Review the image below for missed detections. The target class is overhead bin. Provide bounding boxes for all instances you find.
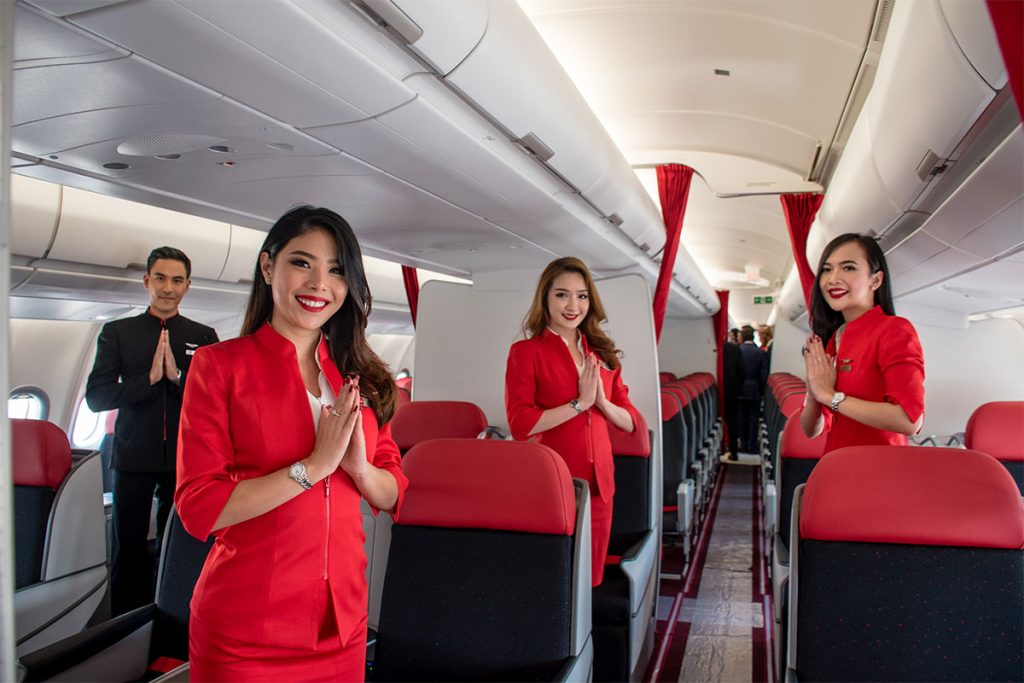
[10,175,60,259]
[53,0,418,129]
[219,225,267,283]
[805,0,1005,268]
[382,0,488,75]
[48,186,230,280]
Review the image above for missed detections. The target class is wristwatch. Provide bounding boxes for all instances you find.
[830,392,847,413]
[569,399,584,414]
[288,461,313,490]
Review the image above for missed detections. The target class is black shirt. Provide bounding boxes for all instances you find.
[85,310,219,473]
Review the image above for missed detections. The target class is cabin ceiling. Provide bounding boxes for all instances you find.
[519,0,879,323]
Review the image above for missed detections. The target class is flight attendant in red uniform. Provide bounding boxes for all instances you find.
[505,257,639,586]
[176,206,407,682]
[800,233,925,451]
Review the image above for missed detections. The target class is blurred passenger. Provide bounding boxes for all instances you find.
[505,257,639,586]
[177,206,407,681]
[738,325,767,454]
[800,233,925,450]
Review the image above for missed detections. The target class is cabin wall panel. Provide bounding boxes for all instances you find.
[767,313,810,378]
[913,317,1024,437]
[656,318,714,378]
[9,319,100,431]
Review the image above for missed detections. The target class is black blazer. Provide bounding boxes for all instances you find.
[738,342,767,401]
[722,342,744,401]
[85,311,219,472]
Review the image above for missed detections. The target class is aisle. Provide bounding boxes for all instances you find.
[645,464,773,682]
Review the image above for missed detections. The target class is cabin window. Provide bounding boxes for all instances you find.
[71,399,108,450]
[8,386,49,420]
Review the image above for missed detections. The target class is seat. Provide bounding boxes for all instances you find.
[785,446,1024,682]
[769,414,825,677]
[372,439,592,682]
[13,419,107,657]
[965,401,1024,493]
[19,509,214,682]
[659,390,692,545]
[389,399,490,454]
[594,414,655,682]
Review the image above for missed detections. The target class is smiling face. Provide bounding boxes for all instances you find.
[260,228,348,343]
[546,271,590,338]
[144,258,190,319]
[819,240,883,321]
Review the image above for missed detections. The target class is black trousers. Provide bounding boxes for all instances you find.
[724,396,740,456]
[110,469,176,615]
[738,398,762,454]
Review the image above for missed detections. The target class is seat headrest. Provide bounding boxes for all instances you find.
[659,372,677,383]
[966,401,1024,462]
[400,439,576,535]
[12,419,71,489]
[780,414,826,460]
[395,376,412,391]
[779,392,806,418]
[660,392,681,420]
[610,411,651,457]
[390,400,488,451]
[801,446,1024,549]
[662,385,690,407]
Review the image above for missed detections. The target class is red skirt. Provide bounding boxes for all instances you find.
[189,598,367,682]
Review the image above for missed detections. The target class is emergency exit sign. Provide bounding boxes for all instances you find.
[753,295,774,304]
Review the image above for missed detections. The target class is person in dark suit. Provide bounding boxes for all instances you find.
[737,325,767,454]
[85,246,219,614]
[722,334,744,460]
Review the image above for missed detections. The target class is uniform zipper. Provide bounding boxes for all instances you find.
[323,473,331,580]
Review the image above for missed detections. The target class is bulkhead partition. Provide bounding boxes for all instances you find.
[413,274,662,530]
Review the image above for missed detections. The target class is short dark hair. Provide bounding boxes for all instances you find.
[147,246,192,279]
[729,328,740,336]
[741,325,755,342]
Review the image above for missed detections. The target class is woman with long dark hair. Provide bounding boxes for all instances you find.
[799,233,925,450]
[176,206,407,681]
[505,257,638,586]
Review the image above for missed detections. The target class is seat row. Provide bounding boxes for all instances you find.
[659,372,722,564]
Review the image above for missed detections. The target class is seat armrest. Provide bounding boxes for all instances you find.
[20,605,155,682]
[554,635,593,683]
[774,534,789,568]
[477,426,511,440]
[151,662,191,683]
[785,666,799,683]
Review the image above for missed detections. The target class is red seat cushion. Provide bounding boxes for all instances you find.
[780,414,826,460]
[965,401,1024,462]
[12,419,70,489]
[400,439,576,535]
[390,400,488,451]
[800,446,1024,549]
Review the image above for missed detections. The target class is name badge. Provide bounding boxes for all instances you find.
[839,358,853,372]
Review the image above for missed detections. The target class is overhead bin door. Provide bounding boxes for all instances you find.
[10,174,61,259]
[49,187,230,280]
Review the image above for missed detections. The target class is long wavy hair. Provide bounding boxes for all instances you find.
[241,206,397,425]
[809,233,895,343]
[523,257,621,370]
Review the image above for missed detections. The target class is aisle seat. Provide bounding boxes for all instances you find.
[594,415,655,682]
[373,439,592,682]
[19,509,213,683]
[786,446,1024,682]
[390,400,490,454]
[965,401,1024,493]
[13,419,107,657]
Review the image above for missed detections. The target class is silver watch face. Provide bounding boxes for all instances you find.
[289,462,305,479]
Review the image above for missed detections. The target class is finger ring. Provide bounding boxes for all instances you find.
[801,346,808,355]
[330,410,341,417]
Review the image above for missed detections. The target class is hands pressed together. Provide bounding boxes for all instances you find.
[576,354,609,413]
[307,377,368,483]
[803,334,837,405]
[149,329,180,384]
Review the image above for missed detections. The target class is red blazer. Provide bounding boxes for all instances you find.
[505,330,639,504]
[175,323,407,650]
[822,305,925,452]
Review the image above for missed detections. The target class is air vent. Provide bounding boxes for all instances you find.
[872,0,896,43]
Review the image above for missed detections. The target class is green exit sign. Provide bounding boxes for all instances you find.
[753,295,774,304]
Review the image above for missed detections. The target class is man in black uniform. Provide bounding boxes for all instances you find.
[86,246,219,614]
[737,325,767,455]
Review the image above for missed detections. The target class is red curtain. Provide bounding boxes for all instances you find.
[780,193,824,312]
[401,265,419,327]
[711,290,730,450]
[653,164,695,342]
[988,0,1024,120]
